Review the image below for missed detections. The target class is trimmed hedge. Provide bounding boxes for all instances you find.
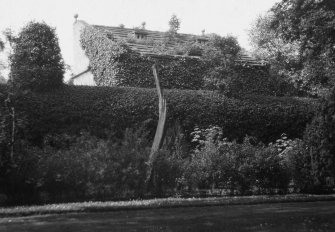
[0,84,317,146]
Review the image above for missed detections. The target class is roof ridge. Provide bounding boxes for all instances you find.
[92,24,201,38]
[88,23,267,66]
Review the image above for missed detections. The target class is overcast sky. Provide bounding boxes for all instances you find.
[0,0,280,79]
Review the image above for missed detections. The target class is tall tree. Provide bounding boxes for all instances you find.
[168,14,181,36]
[249,13,302,95]
[303,87,335,192]
[201,34,241,92]
[9,21,64,91]
[270,0,335,96]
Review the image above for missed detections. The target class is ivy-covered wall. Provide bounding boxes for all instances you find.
[80,26,206,89]
[227,66,273,96]
[79,24,284,96]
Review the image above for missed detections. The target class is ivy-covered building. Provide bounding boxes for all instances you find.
[71,16,267,90]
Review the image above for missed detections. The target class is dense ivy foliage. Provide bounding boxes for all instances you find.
[80,25,284,96]
[227,66,272,96]
[80,26,206,89]
[0,83,324,204]
[0,84,317,147]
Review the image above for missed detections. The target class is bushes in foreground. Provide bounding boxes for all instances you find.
[0,84,326,205]
[184,127,290,195]
[289,89,335,193]
[1,124,316,205]
[1,128,150,204]
[1,126,333,205]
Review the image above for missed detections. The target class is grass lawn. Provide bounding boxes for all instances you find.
[1,194,335,217]
[1,201,335,231]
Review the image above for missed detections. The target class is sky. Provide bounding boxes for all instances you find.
[0,0,280,80]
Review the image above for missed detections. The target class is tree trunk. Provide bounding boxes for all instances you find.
[145,64,167,187]
[10,106,15,163]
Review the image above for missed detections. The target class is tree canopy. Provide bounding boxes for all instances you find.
[271,0,335,96]
[249,0,335,97]
[168,14,181,35]
[9,21,64,91]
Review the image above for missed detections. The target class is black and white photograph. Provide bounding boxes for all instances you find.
[0,0,335,231]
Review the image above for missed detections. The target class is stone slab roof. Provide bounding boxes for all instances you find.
[92,24,267,66]
[92,25,200,58]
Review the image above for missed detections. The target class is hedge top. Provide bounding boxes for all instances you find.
[0,84,318,145]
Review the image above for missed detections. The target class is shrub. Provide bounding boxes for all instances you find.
[152,149,185,196]
[9,22,64,91]
[0,123,188,204]
[0,139,42,205]
[38,128,151,202]
[185,127,290,195]
[226,66,276,97]
[302,89,335,192]
[283,139,314,192]
[201,34,240,91]
[0,126,152,204]
[145,122,188,196]
[252,144,290,194]
[0,85,317,147]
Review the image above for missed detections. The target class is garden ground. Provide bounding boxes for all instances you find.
[1,201,335,231]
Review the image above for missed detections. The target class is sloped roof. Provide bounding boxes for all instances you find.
[235,53,268,67]
[91,24,267,66]
[93,25,199,57]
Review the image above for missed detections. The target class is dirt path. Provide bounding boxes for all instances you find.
[1,201,335,231]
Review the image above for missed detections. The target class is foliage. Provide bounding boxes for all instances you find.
[186,126,290,195]
[200,34,240,91]
[0,84,317,147]
[0,89,28,166]
[302,88,335,192]
[269,0,335,96]
[0,112,333,205]
[248,13,303,96]
[167,14,181,38]
[280,88,335,194]
[9,21,64,91]
[80,25,205,89]
[283,138,314,192]
[189,33,275,96]
[1,126,151,204]
[3,28,17,46]
[251,143,290,194]
[151,123,187,196]
[226,66,276,97]
[0,123,188,204]
[81,20,278,95]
